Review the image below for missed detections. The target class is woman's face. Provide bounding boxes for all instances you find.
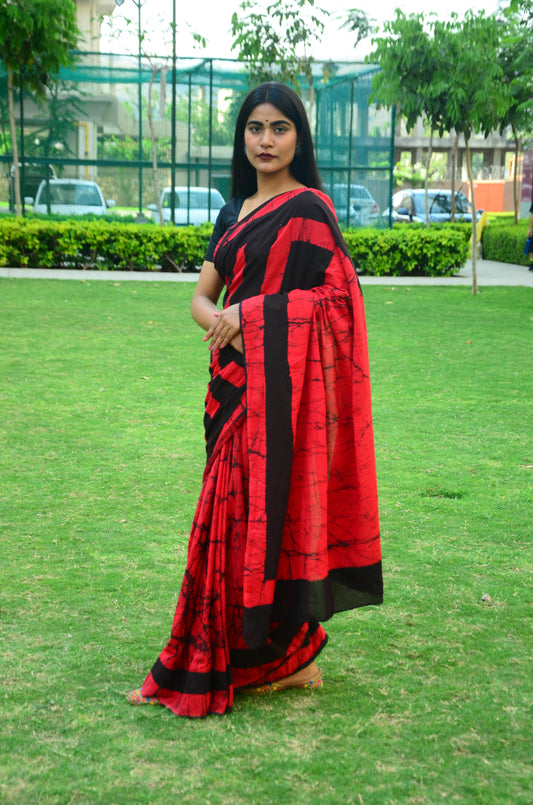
[244,102,299,179]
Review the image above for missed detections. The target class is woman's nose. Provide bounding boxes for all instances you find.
[260,128,274,147]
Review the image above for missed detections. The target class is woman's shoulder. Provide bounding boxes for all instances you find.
[219,195,246,224]
[289,187,337,220]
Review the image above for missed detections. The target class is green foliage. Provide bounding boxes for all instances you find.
[98,134,155,162]
[175,93,238,147]
[25,81,86,161]
[0,219,470,276]
[394,156,447,188]
[368,11,435,133]
[339,8,374,46]
[481,218,530,266]
[343,226,469,276]
[369,10,509,140]
[447,11,509,141]
[231,0,326,88]
[498,3,533,143]
[0,219,212,272]
[0,0,79,99]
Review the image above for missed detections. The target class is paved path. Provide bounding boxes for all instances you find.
[0,259,531,286]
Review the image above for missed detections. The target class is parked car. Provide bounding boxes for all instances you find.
[147,186,225,225]
[8,163,57,212]
[330,184,380,227]
[30,179,115,216]
[383,189,481,224]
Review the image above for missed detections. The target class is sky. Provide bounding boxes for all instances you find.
[101,0,504,63]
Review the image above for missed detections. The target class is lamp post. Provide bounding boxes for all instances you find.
[115,0,144,219]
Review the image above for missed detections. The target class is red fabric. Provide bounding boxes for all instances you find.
[140,188,381,717]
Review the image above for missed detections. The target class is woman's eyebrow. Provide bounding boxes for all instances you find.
[247,118,292,126]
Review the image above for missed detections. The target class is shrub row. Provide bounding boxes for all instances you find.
[343,225,469,276]
[0,218,469,276]
[481,219,530,267]
[0,218,212,272]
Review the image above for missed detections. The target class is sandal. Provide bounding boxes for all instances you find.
[245,669,324,695]
[126,688,162,706]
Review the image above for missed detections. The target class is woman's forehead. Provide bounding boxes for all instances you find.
[246,103,293,124]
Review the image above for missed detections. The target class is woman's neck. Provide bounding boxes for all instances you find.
[238,171,305,220]
[252,172,304,204]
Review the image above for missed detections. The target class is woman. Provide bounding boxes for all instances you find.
[127,82,383,718]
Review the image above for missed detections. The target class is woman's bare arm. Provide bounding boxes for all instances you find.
[191,261,224,330]
[191,261,243,353]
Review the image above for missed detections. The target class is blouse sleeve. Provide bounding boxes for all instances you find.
[204,196,244,263]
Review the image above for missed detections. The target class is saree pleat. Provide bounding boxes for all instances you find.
[140,187,380,717]
[141,393,326,717]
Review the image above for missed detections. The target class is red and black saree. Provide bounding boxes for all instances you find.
[140,188,382,717]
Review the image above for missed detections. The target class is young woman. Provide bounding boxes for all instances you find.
[127,82,383,718]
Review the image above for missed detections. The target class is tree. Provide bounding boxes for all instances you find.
[369,10,509,294]
[230,0,326,91]
[368,12,449,228]
[0,0,80,216]
[498,1,533,223]
[435,12,509,293]
[340,7,374,48]
[231,0,372,121]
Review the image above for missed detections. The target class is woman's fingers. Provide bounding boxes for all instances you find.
[203,305,241,350]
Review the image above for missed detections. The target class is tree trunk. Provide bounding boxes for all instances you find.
[465,138,478,295]
[450,131,459,222]
[424,128,433,229]
[8,66,21,217]
[148,66,165,227]
[512,126,519,226]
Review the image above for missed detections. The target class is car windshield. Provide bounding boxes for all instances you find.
[332,186,371,206]
[162,189,222,209]
[40,184,102,206]
[414,193,472,215]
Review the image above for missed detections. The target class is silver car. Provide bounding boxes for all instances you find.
[384,189,479,224]
[31,179,115,216]
[147,187,225,225]
[330,184,380,227]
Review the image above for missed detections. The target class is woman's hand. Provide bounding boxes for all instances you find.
[229,332,244,354]
[204,303,242,352]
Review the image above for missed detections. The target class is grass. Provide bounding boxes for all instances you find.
[0,279,531,805]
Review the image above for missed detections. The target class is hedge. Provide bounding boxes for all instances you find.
[0,218,469,276]
[0,218,211,272]
[343,225,468,276]
[481,219,530,267]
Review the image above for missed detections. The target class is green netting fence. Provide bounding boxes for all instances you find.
[0,53,394,227]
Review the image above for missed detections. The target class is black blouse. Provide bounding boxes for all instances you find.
[204,195,246,263]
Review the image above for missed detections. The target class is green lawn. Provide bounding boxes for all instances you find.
[0,279,531,804]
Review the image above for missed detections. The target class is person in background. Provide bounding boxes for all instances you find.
[126,82,383,718]
[527,202,533,271]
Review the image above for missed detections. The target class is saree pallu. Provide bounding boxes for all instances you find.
[140,188,382,717]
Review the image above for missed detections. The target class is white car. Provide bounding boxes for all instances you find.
[147,187,225,225]
[31,179,115,216]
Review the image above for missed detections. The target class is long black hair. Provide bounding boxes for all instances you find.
[230,82,322,198]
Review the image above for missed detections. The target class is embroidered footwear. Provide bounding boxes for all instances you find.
[126,688,162,706]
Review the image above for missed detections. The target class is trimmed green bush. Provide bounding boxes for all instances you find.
[0,219,212,272]
[0,218,469,276]
[481,219,530,266]
[343,226,468,276]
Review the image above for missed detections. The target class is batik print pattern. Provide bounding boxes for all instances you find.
[140,188,381,717]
